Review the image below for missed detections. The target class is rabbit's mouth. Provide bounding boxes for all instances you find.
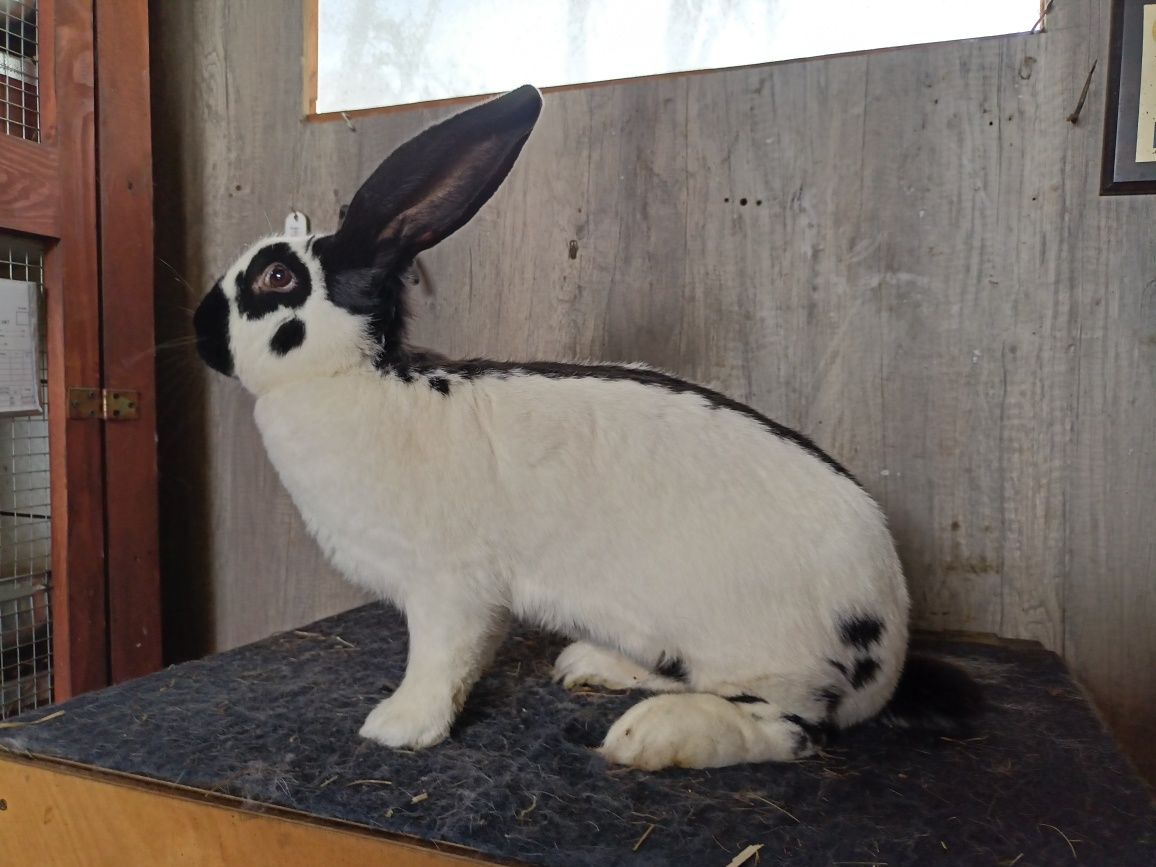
[194,280,235,377]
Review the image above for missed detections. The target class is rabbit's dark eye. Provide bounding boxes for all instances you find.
[257,263,297,293]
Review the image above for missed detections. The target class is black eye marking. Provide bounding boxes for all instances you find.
[235,243,312,320]
[194,281,234,376]
[270,319,306,356]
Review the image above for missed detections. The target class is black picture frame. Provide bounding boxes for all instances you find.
[1102,0,1156,194]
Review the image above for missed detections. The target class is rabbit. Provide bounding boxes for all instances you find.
[193,84,981,770]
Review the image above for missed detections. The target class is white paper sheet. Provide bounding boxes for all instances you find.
[0,277,42,415]
[1137,5,1156,163]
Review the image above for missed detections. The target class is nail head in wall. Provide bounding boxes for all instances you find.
[568,239,579,260]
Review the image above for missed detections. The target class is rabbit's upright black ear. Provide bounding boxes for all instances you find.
[328,85,542,271]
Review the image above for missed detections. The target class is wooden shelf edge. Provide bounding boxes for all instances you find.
[0,752,515,867]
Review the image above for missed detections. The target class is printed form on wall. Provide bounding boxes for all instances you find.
[1136,4,1156,162]
[0,278,41,416]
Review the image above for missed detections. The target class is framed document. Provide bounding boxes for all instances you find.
[1103,0,1156,193]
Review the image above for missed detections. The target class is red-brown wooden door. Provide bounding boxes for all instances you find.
[0,0,159,709]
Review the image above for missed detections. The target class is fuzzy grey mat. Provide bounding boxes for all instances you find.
[2,603,1154,866]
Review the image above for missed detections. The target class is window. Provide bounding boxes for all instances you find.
[311,0,1042,115]
[0,0,39,141]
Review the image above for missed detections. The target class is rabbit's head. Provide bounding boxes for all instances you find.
[194,85,542,394]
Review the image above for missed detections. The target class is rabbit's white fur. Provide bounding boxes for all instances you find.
[209,234,908,768]
[195,87,921,769]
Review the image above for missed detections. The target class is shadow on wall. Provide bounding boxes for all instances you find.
[149,11,215,664]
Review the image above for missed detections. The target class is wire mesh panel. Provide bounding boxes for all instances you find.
[0,0,39,142]
[0,237,51,718]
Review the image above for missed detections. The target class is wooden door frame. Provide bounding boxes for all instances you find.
[0,0,160,701]
[94,0,161,684]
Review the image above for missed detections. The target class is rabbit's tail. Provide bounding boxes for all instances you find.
[873,654,985,737]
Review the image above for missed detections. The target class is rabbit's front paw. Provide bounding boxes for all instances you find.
[359,693,453,750]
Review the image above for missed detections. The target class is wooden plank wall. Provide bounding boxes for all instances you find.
[150,0,1156,780]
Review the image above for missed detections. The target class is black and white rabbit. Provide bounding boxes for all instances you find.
[194,85,980,770]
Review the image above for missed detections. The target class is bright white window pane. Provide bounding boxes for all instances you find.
[315,0,1041,114]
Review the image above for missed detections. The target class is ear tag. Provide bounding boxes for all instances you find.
[284,211,309,238]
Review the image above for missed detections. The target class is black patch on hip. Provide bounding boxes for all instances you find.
[813,685,844,716]
[850,657,881,690]
[194,281,234,376]
[838,613,885,651]
[654,653,689,682]
[270,319,306,356]
[781,713,837,756]
[235,243,312,320]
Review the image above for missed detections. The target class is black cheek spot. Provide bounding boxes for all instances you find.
[838,614,885,651]
[654,653,689,682]
[428,376,450,396]
[850,657,881,690]
[270,319,306,356]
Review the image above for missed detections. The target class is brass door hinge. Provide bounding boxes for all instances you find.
[68,388,140,420]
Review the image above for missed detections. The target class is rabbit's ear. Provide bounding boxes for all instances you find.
[329,85,542,269]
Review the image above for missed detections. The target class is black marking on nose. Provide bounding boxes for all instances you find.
[270,319,306,356]
[838,614,885,650]
[194,281,234,376]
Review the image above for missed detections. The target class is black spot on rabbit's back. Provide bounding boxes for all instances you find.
[270,319,306,356]
[838,613,885,651]
[194,281,234,377]
[428,376,451,395]
[235,243,312,320]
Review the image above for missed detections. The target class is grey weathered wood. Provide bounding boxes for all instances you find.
[151,0,1156,779]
